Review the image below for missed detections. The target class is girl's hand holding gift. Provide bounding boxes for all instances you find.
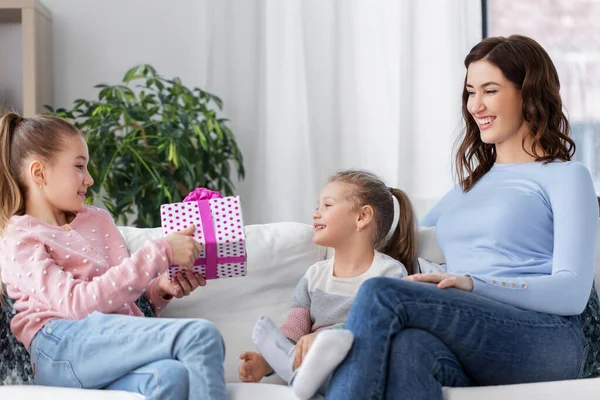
[160,224,207,298]
[156,269,206,299]
[164,224,204,268]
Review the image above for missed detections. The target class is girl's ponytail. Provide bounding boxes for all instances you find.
[380,188,418,275]
[0,112,26,305]
[0,113,26,233]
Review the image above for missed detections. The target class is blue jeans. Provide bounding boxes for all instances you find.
[326,278,589,400]
[29,312,227,400]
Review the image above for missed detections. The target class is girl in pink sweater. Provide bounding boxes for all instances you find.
[0,113,227,400]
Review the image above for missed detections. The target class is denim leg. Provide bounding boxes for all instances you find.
[385,329,472,400]
[30,312,227,400]
[104,360,189,400]
[326,278,589,400]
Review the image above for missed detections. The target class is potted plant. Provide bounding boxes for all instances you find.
[47,64,244,228]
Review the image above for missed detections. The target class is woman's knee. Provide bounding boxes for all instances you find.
[361,277,443,302]
[356,276,414,305]
[357,277,396,299]
[392,329,434,356]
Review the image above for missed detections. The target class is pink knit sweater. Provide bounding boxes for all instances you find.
[0,206,173,350]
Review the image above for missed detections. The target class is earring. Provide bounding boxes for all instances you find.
[356,226,360,232]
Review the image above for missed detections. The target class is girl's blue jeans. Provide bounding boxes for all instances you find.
[326,278,589,400]
[29,311,227,400]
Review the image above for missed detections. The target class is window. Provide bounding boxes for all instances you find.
[483,0,600,197]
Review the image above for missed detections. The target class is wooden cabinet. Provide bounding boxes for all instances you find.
[0,0,52,116]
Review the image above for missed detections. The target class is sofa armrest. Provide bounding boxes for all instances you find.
[418,226,445,264]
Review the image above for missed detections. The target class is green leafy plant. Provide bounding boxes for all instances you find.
[47,64,245,228]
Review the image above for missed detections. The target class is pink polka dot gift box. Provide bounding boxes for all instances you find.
[160,188,247,282]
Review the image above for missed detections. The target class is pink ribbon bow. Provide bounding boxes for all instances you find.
[183,188,223,202]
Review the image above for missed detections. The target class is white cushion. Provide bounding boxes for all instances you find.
[443,376,600,400]
[227,383,300,399]
[0,385,142,399]
[120,222,321,384]
[418,226,446,264]
[3,376,600,400]
[0,383,299,400]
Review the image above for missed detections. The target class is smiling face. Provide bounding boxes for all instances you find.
[38,134,94,215]
[466,60,529,151]
[312,181,358,248]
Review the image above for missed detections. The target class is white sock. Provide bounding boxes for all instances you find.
[292,330,354,400]
[252,315,295,382]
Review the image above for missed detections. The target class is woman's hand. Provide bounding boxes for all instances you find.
[293,332,319,370]
[404,273,474,292]
[156,269,206,299]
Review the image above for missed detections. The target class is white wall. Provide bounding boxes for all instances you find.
[42,0,211,110]
[41,0,479,223]
[0,20,23,114]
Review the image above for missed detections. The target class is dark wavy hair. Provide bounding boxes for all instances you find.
[455,35,575,191]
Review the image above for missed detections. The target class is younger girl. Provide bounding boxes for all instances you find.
[0,113,227,400]
[238,170,419,399]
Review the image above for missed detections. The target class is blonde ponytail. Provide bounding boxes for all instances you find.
[0,113,26,233]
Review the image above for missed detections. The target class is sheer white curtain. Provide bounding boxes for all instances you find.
[202,0,482,224]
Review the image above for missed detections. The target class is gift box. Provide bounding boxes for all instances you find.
[160,190,247,281]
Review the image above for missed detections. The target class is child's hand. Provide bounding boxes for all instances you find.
[239,351,272,382]
[164,225,203,268]
[293,332,318,370]
[156,270,206,299]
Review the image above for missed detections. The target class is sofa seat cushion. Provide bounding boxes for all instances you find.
[0,385,143,399]
[3,378,600,400]
[228,383,300,399]
[443,376,600,400]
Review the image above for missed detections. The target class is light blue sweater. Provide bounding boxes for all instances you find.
[421,161,598,316]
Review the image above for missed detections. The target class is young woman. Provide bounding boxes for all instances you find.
[321,35,599,399]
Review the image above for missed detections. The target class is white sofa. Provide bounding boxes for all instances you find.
[1,221,599,399]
